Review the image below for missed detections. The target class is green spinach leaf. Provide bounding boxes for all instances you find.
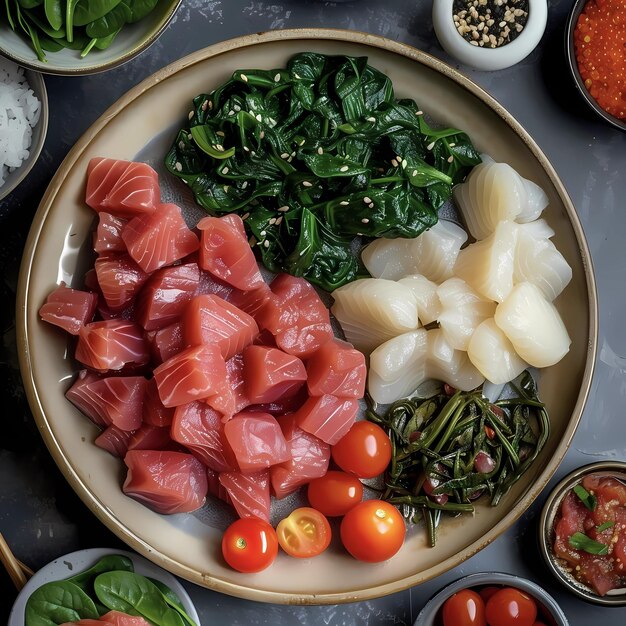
[85,0,131,37]
[73,0,123,27]
[43,0,62,30]
[66,554,134,593]
[25,581,99,626]
[147,578,198,626]
[126,0,159,22]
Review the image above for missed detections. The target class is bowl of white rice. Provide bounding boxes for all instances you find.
[0,56,48,202]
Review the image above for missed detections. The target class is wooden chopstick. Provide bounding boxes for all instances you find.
[0,532,29,591]
[17,558,34,578]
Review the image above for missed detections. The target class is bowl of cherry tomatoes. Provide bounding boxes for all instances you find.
[414,572,568,626]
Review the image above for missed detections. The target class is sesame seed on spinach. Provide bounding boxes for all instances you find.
[165,52,481,292]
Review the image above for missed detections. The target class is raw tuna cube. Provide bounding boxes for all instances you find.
[75,320,149,372]
[195,271,235,300]
[39,284,97,335]
[247,387,309,417]
[183,294,258,360]
[256,273,333,359]
[242,345,306,404]
[306,338,367,398]
[170,401,237,472]
[197,214,264,291]
[86,158,159,218]
[148,321,185,365]
[228,283,272,318]
[153,344,227,407]
[253,329,277,348]
[204,380,236,421]
[135,262,200,331]
[219,469,270,522]
[206,468,231,503]
[225,354,251,415]
[270,415,330,499]
[84,268,100,292]
[95,425,135,458]
[123,450,208,514]
[66,370,107,427]
[294,395,359,445]
[127,425,173,451]
[223,412,290,472]
[122,203,199,273]
[99,611,153,626]
[142,378,174,427]
[94,213,127,254]
[95,254,149,311]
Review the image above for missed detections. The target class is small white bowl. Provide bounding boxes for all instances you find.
[8,547,200,626]
[433,0,547,71]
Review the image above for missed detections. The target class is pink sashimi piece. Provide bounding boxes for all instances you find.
[246,386,309,417]
[142,378,175,427]
[122,203,199,273]
[196,214,264,291]
[95,425,135,458]
[95,254,150,311]
[206,468,231,503]
[182,294,258,360]
[135,262,200,331]
[153,344,227,408]
[224,354,251,415]
[227,283,272,318]
[39,283,97,335]
[94,212,128,254]
[270,414,330,499]
[127,424,173,451]
[204,379,237,421]
[170,401,237,472]
[66,370,108,427]
[223,411,290,472]
[123,450,207,514]
[294,394,359,445]
[99,611,153,626]
[306,338,366,398]
[75,320,149,372]
[86,158,159,218]
[148,321,186,365]
[194,271,235,300]
[256,273,333,359]
[242,345,306,404]
[219,469,270,522]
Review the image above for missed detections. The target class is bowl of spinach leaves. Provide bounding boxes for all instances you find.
[0,0,182,75]
[8,547,200,626]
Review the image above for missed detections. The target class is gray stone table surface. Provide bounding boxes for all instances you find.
[1,0,625,624]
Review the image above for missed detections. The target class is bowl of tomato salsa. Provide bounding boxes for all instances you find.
[565,0,626,132]
[540,461,626,606]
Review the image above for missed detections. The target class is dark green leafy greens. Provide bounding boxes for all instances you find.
[166,52,481,291]
[25,581,100,626]
[366,371,549,547]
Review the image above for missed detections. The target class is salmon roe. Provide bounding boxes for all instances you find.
[574,0,626,120]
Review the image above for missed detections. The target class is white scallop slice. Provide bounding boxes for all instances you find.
[514,222,572,301]
[331,278,420,354]
[517,178,549,223]
[361,220,467,283]
[437,277,497,350]
[398,274,441,325]
[494,282,571,368]
[454,220,519,303]
[368,329,429,404]
[468,319,529,384]
[427,329,485,392]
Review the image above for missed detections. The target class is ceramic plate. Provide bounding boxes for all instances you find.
[17,29,598,604]
[8,547,200,625]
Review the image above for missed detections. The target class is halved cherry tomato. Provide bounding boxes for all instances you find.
[340,500,405,562]
[221,518,278,573]
[485,587,538,626]
[307,471,363,517]
[442,589,486,626]
[331,421,391,479]
[478,586,500,604]
[276,507,332,558]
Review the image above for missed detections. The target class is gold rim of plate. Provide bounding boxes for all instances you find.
[16,28,599,604]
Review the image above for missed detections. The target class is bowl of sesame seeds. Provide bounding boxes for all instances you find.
[433,0,547,71]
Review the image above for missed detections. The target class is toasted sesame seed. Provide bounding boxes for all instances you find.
[242,212,250,220]
[216,131,225,137]
[222,166,229,174]
[340,165,349,172]
[256,114,262,122]
[302,181,313,187]
[241,181,248,189]
[290,151,296,158]
[364,197,372,204]
[391,159,399,167]
[366,116,376,122]
[187,133,193,140]
[228,110,235,116]
[260,230,267,237]
[427,141,436,150]
[276,216,283,225]
[178,141,185,150]
[340,201,349,206]
[251,151,256,156]
[274,73,281,82]
[449,142,456,147]
[412,170,418,177]
[223,185,229,192]
[216,144,224,151]
[401,159,407,169]
[447,155,454,163]
[233,104,241,112]
[368,203,374,209]
[294,73,301,79]
[175,162,182,172]
[201,100,208,111]
[264,240,270,248]
[317,147,324,155]
[240,73,248,82]
[243,146,250,152]
[361,218,370,224]
[259,130,265,139]
[269,217,277,225]
[280,153,289,159]
[188,110,195,120]
[415,110,424,116]
[269,118,277,126]
[278,206,289,212]
[298,139,305,146]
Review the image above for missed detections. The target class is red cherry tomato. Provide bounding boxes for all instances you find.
[307,470,364,517]
[340,500,405,562]
[442,589,487,626]
[485,587,538,626]
[479,586,500,603]
[331,421,391,479]
[221,518,278,573]
[276,507,332,558]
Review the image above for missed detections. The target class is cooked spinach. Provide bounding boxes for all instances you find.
[25,580,100,626]
[166,52,481,291]
[1,0,162,60]
[367,370,549,547]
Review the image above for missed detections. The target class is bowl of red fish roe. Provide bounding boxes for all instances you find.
[566,0,626,132]
[539,461,626,607]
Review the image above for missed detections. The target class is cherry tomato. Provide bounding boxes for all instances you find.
[485,587,538,626]
[442,589,486,626]
[331,421,391,479]
[479,586,500,603]
[307,471,364,517]
[276,507,332,558]
[340,500,405,562]
[221,518,278,573]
